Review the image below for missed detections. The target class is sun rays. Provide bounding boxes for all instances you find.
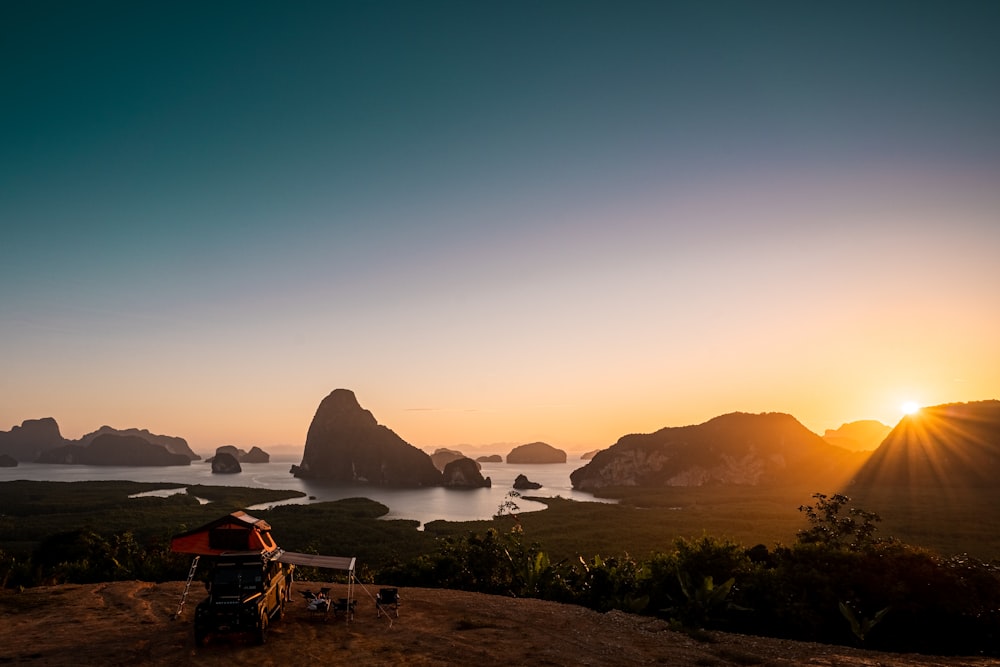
[853,400,1000,489]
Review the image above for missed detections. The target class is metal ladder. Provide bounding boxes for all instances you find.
[172,555,200,620]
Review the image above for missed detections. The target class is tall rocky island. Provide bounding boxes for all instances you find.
[291,388,443,486]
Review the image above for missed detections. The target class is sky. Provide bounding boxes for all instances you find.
[2,1,999,456]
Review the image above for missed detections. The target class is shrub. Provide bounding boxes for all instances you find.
[645,536,753,630]
[797,493,886,551]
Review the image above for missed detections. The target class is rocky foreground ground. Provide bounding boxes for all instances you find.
[0,581,996,666]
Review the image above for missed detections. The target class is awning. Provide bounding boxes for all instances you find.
[272,550,356,572]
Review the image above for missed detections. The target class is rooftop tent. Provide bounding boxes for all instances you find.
[170,510,279,556]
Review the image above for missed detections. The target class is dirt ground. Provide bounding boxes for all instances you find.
[0,581,997,666]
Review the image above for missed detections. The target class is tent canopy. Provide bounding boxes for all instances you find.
[170,510,278,556]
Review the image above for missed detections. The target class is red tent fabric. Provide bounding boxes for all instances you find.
[170,511,279,555]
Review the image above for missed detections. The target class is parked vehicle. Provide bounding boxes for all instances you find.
[193,553,293,644]
[171,511,355,643]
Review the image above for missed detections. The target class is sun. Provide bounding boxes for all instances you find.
[901,401,921,415]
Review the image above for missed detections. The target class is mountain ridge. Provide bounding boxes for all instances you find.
[571,411,864,491]
[851,400,1000,488]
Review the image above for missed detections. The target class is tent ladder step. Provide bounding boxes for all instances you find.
[171,555,200,620]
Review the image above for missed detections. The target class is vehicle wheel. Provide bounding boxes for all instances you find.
[257,612,269,645]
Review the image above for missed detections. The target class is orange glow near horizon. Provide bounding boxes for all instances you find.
[857,403,1000,488]
[9,388,998,459]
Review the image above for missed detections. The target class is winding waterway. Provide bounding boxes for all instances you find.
[0,458,613,526]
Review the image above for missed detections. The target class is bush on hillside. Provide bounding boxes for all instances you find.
[384,493,1000,656]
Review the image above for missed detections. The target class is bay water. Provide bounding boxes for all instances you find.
[0,458,613,526]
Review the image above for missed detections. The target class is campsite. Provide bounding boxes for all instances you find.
[4,579,999,667]
[167,511,357,645]
[1,497,997,666]
[5,480,1000,662]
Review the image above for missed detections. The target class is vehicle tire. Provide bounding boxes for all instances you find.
[257,612,268,645]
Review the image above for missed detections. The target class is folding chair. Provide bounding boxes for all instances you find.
[333,596,356,621]
[376,587,400,618]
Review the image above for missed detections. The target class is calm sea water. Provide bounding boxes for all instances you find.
[0,458,613,526]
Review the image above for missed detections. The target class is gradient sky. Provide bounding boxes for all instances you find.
[2,1,999,455]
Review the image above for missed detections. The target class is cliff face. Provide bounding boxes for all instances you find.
[851,400,1000,488]
[211,451,242,474]
[37,434,192,466]
[0,418,67,462]
[291,389,443,486]
[570,412,863,491]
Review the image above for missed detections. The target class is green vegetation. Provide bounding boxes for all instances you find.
[391,493,1000,656]
[255,499,437,580]
[426,484,1000,563]
[426,488,808,563]
[2,481,1000,656]
[797,492,884,551]
[0,481,301,556]
[844,485,1000,557]
[0,481,437,586]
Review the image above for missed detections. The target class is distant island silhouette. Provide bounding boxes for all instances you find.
[4,392,998,492]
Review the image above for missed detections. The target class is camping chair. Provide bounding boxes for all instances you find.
[302,587,332,615]
[376,587,400,618]
[332,596,356,621]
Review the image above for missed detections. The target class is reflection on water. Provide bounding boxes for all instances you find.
[128,488,210,504]
[0,460,613,525]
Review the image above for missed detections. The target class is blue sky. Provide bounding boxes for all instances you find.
[2,1,999,454]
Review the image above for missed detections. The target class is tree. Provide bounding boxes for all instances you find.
[797,493,886,551]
